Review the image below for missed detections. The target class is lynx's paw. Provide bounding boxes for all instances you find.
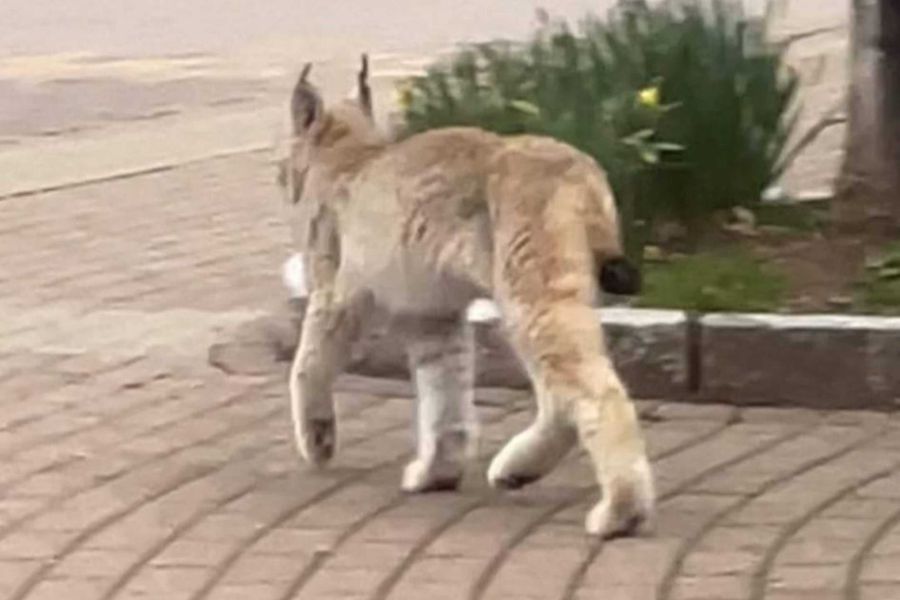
[297,417,336,467]
[585,458,655,538]
[487,425,576,490]
[401,458,463,493]
[466,298,502,323]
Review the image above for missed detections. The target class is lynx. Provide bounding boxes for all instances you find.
[279,57,654,537]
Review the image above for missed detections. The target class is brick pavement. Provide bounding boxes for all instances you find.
[2,155,900,600]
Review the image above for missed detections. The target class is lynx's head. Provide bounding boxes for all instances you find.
[278,55,383,206]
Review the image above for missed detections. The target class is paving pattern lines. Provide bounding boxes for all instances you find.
[288,406,828,597]
[654,415,897,600]
[750,438,900,600]
[298,405,738,600]
[272,413,619,600]
[99,399,522,600]
[747,465,900,600]
[0,367,199,444]
[419,411,888,600]
[466,412,828,600]
[0,369,249,495]
[85,398,725,600]
[0,381,285,535]
[264,403,541,600]
[3,411,290,598]
[1,385,406,599]
[0,372,178,448]
[0,354,140,421]
[845,473,900,600]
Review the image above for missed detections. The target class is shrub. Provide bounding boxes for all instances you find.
[398,0,799,257]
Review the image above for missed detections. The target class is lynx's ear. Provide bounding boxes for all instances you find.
[357,53,373,118]
[291,63,323,134]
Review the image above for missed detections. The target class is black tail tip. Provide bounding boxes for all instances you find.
[599,257,642,296]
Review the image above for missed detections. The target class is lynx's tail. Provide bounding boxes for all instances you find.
[486,138,640,301]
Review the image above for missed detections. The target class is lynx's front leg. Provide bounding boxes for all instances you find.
[402,318,479,493]
[290,288,365,466]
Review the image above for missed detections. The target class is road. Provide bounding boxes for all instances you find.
[0,0,613,58]
[0,0,848,197]
[0,0,614,140]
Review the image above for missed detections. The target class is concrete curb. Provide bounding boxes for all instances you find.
[209,302,900,410]
[698,313,900,410]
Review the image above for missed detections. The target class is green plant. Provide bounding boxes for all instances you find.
[857,243,900,314]
[636,250,787,312]
[398,0,799,254]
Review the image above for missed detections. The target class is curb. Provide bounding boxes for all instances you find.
[209,302,900,411]
[365,309,900,410]
[698,313,900,410]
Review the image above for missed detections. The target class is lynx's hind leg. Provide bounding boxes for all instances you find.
[576,360,655,538]
[486,373,577,489]
[488,297,654,537]
[402,317,479,493]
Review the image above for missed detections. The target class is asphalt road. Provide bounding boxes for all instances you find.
[0,0,619,140]
[0,0,612,58]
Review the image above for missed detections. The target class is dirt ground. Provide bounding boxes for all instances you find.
[752,231,866,312]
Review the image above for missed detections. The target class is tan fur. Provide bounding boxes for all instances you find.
[282,61,654,537]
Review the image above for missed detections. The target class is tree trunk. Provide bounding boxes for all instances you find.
[880,0,900,218]
[834,0,900,236]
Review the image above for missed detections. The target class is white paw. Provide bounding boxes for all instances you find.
[487,431,546,490]
[585,459,655,538]
[401,458,462,493]
[487,425,575,490]
[466,298,502,323]
[282,253,309,298]
[296,417,336,467]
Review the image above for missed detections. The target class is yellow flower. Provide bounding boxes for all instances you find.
[638,86,660,108]
[394,81,414,110]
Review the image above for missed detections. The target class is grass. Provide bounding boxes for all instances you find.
[637,249,787,312]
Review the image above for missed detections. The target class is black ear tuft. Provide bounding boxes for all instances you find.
[599,257,642,296]
[291,66,322,134]
[358,53,373,117]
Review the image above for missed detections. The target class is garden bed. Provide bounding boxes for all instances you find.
[395,0,900,317]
